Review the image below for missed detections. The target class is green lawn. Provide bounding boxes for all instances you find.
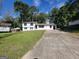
[0,30,44,59]
[0,33,13,38]
[72,31,79,36]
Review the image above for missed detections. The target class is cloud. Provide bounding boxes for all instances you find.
[45,11,49,14]
[45,0,60,5]
[33,0,41,6]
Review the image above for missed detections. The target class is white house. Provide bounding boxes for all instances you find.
[69,20,79,25]
[0,23,11,32]
[22,19,55,31]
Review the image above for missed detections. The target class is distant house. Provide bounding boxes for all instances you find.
[68,20,79,29]
[22,19,56,31]
[69,20,79,26]
[0,22,11,32]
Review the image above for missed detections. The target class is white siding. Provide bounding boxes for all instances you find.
[22,22,36,31]
[22,22,54,31]
[36,25,53,30]
[0,27,10,32]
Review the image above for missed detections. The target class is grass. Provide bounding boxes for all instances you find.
[0,33,14,38]
[0,30,44,59]
[71,31,79,36]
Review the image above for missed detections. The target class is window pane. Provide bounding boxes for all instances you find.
[50,25,52,28]
[24,27,27,29]
[24,23,27,26]
[30,27,33,29]
[30,23,33,26]
[39,25,44,28]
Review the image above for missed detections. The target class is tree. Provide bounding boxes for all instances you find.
[49,8,64,28]
[50,0,79,29]
[28,6,38,21]
[4,15,13,23]
[14,0,29,22]
[4,13,20,28]
[12,18,20,28]
[36,13,48,23]
[69,0,79,21]
[50,8,59,23]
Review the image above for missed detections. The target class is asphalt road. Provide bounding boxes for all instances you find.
[22,30,79,59]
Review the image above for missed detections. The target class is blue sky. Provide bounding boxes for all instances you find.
[1,0,67,18]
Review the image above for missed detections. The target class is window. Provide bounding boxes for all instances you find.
[24,23,27,26]
[30,23,33,26]
[30,27,33,29]
[24,27,27,29]
[50,25,52,28]
[35,25,37,29]
[39,25,44,28]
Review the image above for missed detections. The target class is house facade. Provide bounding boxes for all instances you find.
[22,19,55,31]
[0,23,11,32]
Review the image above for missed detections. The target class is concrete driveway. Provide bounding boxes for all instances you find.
[22,30,79,59]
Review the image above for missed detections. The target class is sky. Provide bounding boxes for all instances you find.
[0,0,67,18]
